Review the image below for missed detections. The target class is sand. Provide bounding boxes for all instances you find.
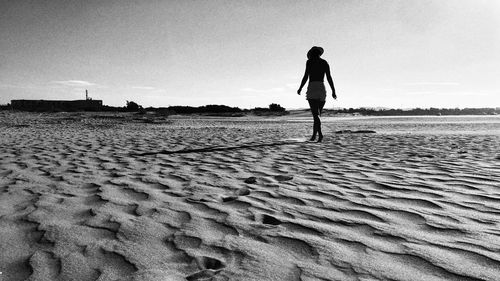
[1,111,500,281]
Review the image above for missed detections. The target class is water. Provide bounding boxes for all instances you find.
[287,115,500,135]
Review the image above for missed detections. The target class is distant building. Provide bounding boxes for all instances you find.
[11,99,103,111]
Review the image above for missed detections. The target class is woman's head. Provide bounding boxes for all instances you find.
[307,46,324,60]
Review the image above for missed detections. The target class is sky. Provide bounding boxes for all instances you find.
[1,0,499,109]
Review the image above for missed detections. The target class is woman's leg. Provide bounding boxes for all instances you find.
[319,101,326,116]
[308,100,321,141]
[317,100,326,142]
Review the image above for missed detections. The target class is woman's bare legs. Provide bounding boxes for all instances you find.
[317,100,325,142]
[308,99,326,142]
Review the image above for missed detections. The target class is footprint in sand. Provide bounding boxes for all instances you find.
[222,196,238,202]
[236,187,250,196]
[274,175,293,182]
[221,187,251,202]
[186,256,226,281]
[244,176,257,184]
[261,214,282,226]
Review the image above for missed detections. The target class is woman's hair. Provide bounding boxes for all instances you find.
[307,46,323,60]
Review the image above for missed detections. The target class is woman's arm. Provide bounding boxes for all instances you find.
[326,62,336,99]
[297,61,309,95]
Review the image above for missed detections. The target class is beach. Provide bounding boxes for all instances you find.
[1,111,500,281]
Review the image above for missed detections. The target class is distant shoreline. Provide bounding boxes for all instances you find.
[1,103,499,116]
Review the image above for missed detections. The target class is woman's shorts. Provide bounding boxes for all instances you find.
[306,81,326,101]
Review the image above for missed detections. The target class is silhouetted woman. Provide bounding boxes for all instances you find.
[297,46,336,142]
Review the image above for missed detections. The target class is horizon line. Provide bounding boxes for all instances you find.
[2,100,500,112]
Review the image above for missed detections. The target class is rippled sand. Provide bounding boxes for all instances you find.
[1,112,499,281]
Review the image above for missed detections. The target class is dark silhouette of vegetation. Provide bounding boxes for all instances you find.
[126,101,142,111]
[76,104,243,115]
[269,103,286,112]
[7,100,102,112]
[153,107,175,116]
[100,105,124,112]
[250,104,289,116]
[331,107,500,116]
[3,99,499,116]
[166,104,242,114]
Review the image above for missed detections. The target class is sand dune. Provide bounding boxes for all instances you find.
[1,112,500,281]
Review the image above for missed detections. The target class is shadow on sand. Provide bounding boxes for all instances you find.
[133,140,305,156]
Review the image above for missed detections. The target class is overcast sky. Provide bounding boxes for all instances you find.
[1,0,499,109]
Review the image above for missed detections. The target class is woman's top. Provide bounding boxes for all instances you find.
[306,58,329,82]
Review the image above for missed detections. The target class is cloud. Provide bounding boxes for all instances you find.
[402,91,435,96]
[129,86,167,97]
[0,82,39,89]
[0,83,17,88]
[240,87,285,93]
[403,91,491,96]
[402,82,460,86]
[50,80,96,87]
[131,86,157,90]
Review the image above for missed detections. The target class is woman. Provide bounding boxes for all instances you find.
[297,46,336,142]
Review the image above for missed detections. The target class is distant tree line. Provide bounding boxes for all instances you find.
[144,103,287,116]
[98,102,288,116]
[3,100,498,116]
[157,104,242,114]
[126,101,142,111]
[332,107,500,116]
